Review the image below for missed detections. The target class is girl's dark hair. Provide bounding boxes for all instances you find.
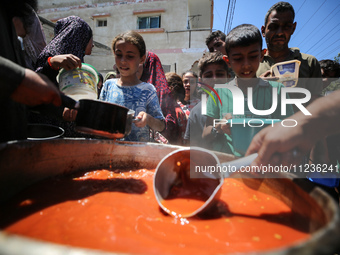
[319,59,340,77]
[225,24,262,55]
[166,72,185,103]
[112,30,146,58]
[181,70,198,79]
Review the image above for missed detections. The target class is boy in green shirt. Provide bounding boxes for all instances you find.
[184,52,229,149]
[204,24,294,155]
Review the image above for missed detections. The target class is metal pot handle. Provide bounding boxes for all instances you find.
[133,117,141,122]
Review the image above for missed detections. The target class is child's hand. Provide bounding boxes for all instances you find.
[259,70,272,78]
[259,70,278,81]
[63,108,78,121]
[133,111,147,128]
[217,113,232,135]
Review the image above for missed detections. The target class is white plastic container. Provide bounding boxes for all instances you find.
[57,63,99,100]
[271,60,301,87]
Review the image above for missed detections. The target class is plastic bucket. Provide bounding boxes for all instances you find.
[57,63,99,101]
[230,118,280,156]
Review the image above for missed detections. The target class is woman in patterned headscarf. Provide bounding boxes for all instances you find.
[30,16,94,137]
[140,51,179,144]
[35,16,93,85]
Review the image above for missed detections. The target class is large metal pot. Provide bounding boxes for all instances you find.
[0,139,339,255]
[27,124,65,140]
[62,94,135,139]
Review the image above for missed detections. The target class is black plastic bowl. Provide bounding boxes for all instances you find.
[27,124,65,140]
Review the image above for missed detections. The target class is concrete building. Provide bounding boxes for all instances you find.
[37,0,213,76]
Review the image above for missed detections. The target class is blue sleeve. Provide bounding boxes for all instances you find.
[146,86,165,120]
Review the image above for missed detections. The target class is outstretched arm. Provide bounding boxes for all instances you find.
[134,111,165,132]
[246,90,340,166]
[48,54,82,71]
[0,57,60,106]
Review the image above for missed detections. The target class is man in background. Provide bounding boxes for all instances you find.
[257,1,322,102]
[205,30,227,55]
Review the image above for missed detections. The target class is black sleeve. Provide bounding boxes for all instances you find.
[0,56,26,99]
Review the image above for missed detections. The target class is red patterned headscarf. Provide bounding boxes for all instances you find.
[140,52,179,143]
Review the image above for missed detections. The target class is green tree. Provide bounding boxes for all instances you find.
[334,53,340,63]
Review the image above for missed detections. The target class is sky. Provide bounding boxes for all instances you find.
[212,0,340,61]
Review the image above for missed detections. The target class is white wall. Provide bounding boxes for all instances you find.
[38,0,212,75]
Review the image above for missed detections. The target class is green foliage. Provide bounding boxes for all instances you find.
[334,53,340,64]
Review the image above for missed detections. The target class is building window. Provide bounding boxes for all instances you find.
[97,20,107,27]
[137,16,161,29]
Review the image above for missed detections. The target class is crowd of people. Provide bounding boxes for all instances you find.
[1,1,339,200]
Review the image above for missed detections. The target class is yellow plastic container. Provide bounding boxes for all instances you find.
[271,60,301,87]
[57,63,99,100]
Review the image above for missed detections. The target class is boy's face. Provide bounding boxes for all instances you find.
[261,10,296,52]
[224,44,264,79]
[207,38,227,55]
[114,40,145,78]
[200,63,228,87]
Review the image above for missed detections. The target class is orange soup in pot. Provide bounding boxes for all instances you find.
[0,169,310,255]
